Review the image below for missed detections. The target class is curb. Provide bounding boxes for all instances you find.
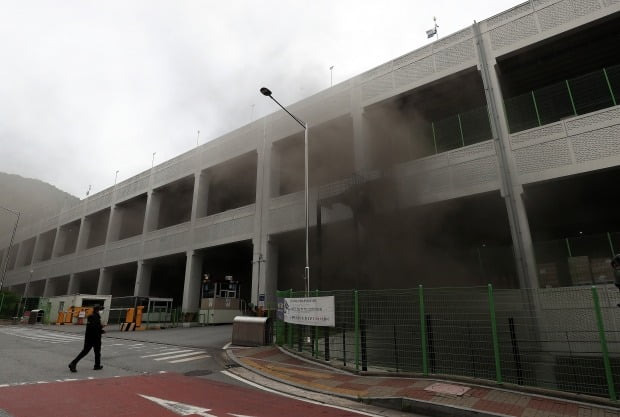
[279,346,620,411]
[226,347,508,417]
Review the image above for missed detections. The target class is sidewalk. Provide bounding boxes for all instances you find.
[228,346,620,417]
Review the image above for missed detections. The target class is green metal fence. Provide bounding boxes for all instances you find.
[419,63,620,155]
[504,64,620,134]
[429,105,493,154]
[535,232,617,287]
[276,284,620,401]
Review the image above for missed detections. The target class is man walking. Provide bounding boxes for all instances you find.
[68,305,105,372]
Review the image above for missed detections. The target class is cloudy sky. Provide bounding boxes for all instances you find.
[1,0,520,198]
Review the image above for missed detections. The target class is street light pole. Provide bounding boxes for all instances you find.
[22,269,33,316]
[260,87,310,296]
[0,205,21,292]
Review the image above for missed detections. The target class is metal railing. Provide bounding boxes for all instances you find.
[504,64,620,134]
[276,284,620,401]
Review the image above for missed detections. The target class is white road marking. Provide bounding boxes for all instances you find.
[221,371,385,417]
[141,349,195,358]
[139,394,216,417]
[222,342,231,350]
[168,354,211,364]
[154,352,206,361]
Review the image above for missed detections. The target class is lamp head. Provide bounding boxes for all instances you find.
[260,87,272,97]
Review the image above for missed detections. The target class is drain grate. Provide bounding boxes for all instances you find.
[184,370,213,377]
[225,363,240,369]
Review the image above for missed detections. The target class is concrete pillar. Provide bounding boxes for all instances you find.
[263,240,278,308]
[473,23,539,289]
[51,227,65,258]
[251,121,272,307]
[194,171,210,219]
[96,268,113,295]
[29,236,40,266]
[43,278,53,297]
[67,273,79,294]
[270,145,281,198]
[76,217,90,252]
[181,250,203,313]
[351,88,372,173]
[107,206,122,242]
[144,191,162,232]
[133,261,152,297]
[5,241,20,270]
[14,243,25,268]
[32,234,44,263]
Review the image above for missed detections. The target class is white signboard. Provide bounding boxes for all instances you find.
[283,296,335,327]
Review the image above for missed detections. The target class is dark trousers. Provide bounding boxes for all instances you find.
[70,340,101,367]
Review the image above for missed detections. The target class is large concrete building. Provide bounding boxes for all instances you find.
[2,0,620,314]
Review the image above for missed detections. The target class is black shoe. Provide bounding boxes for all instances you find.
[68,364,77,373]
[93,365,103,370]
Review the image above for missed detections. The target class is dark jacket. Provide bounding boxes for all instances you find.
[85,311,105,343]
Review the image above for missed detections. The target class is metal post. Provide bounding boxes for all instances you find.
[457,113,465,147]
[565,80,577,115]
[488,284,503,384]
[419,285,429,376]
[287,289,293,348]
[354,290,360,372]
[304,123,310,296]
[531,91,542,126]
[607,232,615,257]
[0,209,20,292]
[565,238,572,257]
[603,68,617,106]
[591,286,617,401]
[431,122,438,154]
[314,289,319,357]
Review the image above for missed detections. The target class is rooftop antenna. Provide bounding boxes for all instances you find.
[330,66,334,87]
[196,130,200,146]
[86,185,91,197]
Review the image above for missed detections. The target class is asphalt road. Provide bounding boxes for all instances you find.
[0,324,403,417]
[0,324,237,386]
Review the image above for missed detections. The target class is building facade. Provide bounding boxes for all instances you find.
[2,0,620,313]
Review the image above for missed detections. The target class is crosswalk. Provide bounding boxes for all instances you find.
[0,326,211,365]
[0,326,83,344]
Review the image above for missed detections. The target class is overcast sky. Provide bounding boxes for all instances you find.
[0,0,521,199]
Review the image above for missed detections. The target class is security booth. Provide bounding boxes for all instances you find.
[142,297,173,328]
[109,296,149,326]
[199,275,246,324]
[49,294,111,325]
[110,296,173,330]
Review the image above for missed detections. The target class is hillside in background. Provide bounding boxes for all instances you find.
[0,172,79,238]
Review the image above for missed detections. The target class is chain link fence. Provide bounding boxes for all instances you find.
[276,284,620,401]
